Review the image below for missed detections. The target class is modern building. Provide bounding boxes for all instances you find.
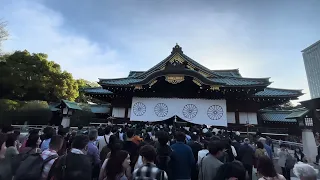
[83,44,303,133]
[302,40,320,99]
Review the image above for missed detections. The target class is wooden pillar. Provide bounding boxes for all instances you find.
[124,107,129,119]
[110,106,113,117]
[235,111,240,124]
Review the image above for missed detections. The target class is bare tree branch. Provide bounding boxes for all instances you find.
[0,19,9,53]
[0,20,9,41]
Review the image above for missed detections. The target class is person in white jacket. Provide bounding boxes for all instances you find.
[98,127,112,153]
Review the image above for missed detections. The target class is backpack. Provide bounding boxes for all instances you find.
[156,154,171,171]
[14,153,58,180]
[47,154,68,180]
[285,153,296,169]
[156,148,173,178]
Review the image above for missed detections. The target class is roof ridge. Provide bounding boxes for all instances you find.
[135,54,173,78]
[129,70,145,72]
[264,87,303,92]
[82,87,103,89]
[99,77,139,81]
[260,110,293,113]
[136,45,222,78]
[180,53,221,77]
[211,69,239,72]
[291,108,308,111]
[210,76,270,81]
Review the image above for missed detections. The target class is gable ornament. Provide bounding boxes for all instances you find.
[165,75,184,84]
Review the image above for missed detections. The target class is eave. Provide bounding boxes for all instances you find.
[99,70,271,88]
[252,87,303,98]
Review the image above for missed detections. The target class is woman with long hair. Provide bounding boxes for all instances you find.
[105,150,130,180]
[99,140,128,180]
[99,150,130,180]
[19,130,41,154]
[257,156,285,180]
[22,133,41,153]
[294,148,305,162]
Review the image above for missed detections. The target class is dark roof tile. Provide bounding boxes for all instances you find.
[82,87,113,94]
[259,111,297,122]
[253,88,302,97]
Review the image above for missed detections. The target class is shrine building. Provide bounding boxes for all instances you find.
[84,45,303,129]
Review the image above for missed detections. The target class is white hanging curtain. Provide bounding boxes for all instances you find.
[130,97,227,126]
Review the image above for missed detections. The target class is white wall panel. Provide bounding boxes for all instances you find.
[239,112,257,124]
[112,107,125,118]
[227,112,236,123]
[247,112,258,125]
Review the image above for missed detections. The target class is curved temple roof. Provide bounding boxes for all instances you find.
[99,44,271,87]
[83,87,302,98]
[253,88,303,97]
[86,44,302,99]
[259,110,297,123]
[99,76,270,87]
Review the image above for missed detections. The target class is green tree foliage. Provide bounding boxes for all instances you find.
[70,103,94,126]
[0,50,79,102]
[0,99,52,125]
[0,99,20,111]
[76,79,100,103]
[20,100,49,110]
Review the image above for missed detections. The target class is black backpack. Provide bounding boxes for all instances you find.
[14,153,58,180]
[11,149,34,175]
[156,149,173,179]
[285,153,296,169]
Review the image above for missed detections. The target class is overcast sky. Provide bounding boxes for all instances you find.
[1,0,319,102]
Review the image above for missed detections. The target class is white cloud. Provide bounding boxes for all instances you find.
[1,0,311,103]
[2,0,128,81]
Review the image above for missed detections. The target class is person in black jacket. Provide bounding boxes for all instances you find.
[122,128,139,172]
[155,131,173,180]
[315,145,320,165]
[294,148,305,162]
[187,133,203,180]
[48,134,92,180]
[237,138,255,180]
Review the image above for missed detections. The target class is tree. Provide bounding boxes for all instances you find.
[267,101,296,110]
[0,99,52,125]
[0,20,9,53]
[0,50,79,102]
[75,79,100,103]
[70,103,94,126]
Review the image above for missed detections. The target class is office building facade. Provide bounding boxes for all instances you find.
[302,40,320,99]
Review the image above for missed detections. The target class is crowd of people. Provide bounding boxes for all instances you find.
[0,123,318,180]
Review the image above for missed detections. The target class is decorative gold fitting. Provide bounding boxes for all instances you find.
[199,71,209,77]
[186,64,195,70]
[192,78,202,86]
[210,85,220,90]
[134,85,143,90]
[165,75,184,84]
[169,54,184,64]
[149,80,158,87]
